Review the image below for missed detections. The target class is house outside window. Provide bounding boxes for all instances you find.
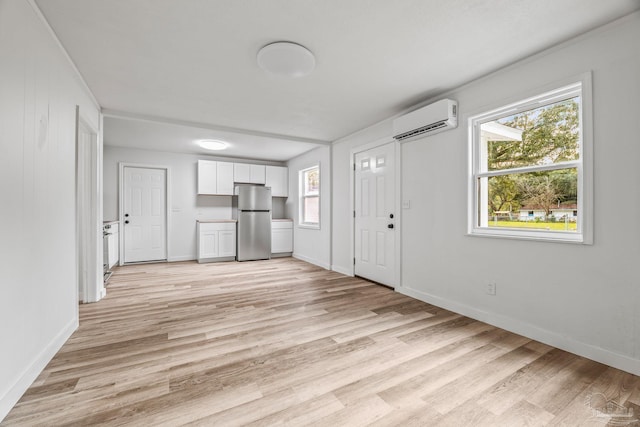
[299,165,320,228]
[469,77,592,243]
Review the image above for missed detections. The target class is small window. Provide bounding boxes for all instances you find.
[469,78,592,243]
[299,165,320,228]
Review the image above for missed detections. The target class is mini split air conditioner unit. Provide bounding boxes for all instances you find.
[392,98,458,142]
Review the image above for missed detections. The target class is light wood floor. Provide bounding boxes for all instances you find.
[3,258,639,426]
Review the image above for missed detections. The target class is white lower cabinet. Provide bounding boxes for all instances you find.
[271,220,293,256]
[107,223,119,268]
[197,221,236,262]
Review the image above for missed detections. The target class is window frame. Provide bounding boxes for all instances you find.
[467,73,593,244]
[299,164,320,229]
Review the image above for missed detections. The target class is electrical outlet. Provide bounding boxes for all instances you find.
[486,283,496,295]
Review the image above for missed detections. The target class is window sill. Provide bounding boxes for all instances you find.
[298,223,320,230]
[468,227,591,245]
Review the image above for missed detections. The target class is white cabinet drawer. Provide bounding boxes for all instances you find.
[271,220,293,229]
[199,222,236,232]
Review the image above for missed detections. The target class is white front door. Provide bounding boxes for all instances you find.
[123,167,167,263]
[354,142,396,287]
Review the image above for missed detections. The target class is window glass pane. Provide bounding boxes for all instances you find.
[303,196,319,224]
[304,168,319,195]
[482,96,580,171]
[479,168,578,232]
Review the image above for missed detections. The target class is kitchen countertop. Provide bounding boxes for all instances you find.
[272,218,293,222]
[197,219,237,223]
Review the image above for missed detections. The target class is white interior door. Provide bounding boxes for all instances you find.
[354,142,396,287]
[123,167,167,263]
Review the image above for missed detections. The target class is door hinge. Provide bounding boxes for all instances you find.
[353,163,356,171]
[353,257,356,265]
[353,210,356,218]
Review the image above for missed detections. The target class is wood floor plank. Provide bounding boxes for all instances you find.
[3,258,638,426]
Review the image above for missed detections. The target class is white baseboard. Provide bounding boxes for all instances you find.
[292,253,330,270]
[397,286,640,377]
[0,316,78,422]
[331,265,354,277]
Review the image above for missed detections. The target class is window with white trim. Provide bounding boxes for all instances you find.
[299,165,320,228]
[469,79,592,243]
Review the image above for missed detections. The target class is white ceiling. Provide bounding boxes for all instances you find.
[37,0,639,161]
[102,113,324,161]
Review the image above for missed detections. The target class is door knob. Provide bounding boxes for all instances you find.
[389,213,394,219]
[125,213,129,217]
[388,224,394,229]
[125,220,129,224]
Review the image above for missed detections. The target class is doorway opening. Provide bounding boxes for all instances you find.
[76,109,103,303]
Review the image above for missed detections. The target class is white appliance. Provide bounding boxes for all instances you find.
[393,98,458,141]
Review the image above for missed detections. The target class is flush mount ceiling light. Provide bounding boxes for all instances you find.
[197,139,228,150]
[257,41,315,78]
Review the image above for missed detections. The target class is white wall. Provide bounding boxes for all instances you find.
[0,0,101,420]
[103,146,286,261]
[331,12,640,375]
[286,146,332,269]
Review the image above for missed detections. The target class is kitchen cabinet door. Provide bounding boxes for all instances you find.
[250,164,266,184]
[197,160,217,194]
[234,163,251,183]
[108,223,120,268]
[218,230,236,257]
[198,228,219,259]
[266,166,288,197]
[271,221,293,254]
[216,162,234,195]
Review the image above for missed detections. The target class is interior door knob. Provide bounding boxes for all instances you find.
[388,224,394,229]
[125,220,129,224]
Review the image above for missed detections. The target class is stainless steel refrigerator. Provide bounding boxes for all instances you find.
[233,185,272,261]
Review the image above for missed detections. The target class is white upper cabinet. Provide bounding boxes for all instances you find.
[197,160,217,195]
[198,160,235,195]
[216,161,234,195]
[200,160,282,194]
[250,164,266,184]
[233,163,251,183]
[234,163,265,184]
[266,166,288,197]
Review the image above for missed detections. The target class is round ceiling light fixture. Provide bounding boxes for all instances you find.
[197,139,228,151]
[257,41,315,78]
